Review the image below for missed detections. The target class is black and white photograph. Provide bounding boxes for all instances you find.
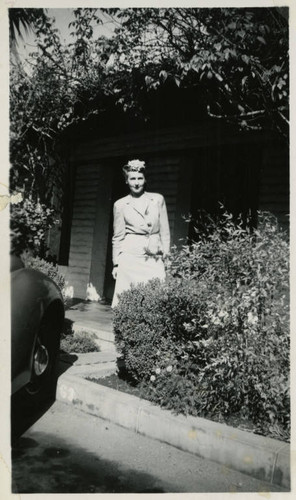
[1,0,293,496]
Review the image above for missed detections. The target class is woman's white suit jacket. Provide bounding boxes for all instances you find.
[112,192,170,266]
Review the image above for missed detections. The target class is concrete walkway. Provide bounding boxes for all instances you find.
[65,300,114,342]
[59,300,117,378]
[57,300,290,491]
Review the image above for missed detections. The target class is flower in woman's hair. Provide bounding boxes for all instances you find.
[127,159,146,171]
[155,367,161,374]
[166,365,173,373]
[150,375,156,382]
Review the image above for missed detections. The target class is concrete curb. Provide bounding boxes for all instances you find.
[56,372,290,489]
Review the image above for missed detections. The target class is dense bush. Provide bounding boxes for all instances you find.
[113,211,289,440]
[23,254,66,298]
[11,197,59,257]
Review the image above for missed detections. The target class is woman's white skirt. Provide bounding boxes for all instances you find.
[112,252,165,308]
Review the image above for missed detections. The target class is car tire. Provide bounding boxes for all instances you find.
[25,312,61,402]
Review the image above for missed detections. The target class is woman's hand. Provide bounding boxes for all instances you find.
[112,266,118,280]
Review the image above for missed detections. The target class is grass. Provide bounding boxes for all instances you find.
[87,366,145,398]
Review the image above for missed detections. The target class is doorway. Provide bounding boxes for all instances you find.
[102,163,129,302]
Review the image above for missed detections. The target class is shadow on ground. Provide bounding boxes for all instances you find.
[12,432,166,494]
[11,389,56,444]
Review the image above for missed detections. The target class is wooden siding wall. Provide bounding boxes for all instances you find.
[66,164,101,298]
[69,124,261,163]
[146,156,180,241]
[146,156,193,247]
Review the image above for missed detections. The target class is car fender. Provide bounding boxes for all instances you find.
[11,267,64,394]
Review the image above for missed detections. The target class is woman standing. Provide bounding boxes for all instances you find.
[111,159,170,308]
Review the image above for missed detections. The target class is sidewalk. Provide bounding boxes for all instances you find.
[59,300,117,379]
[65,300,114,342]
[57,300,290,490]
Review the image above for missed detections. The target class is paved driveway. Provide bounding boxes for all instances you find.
[12,401,288,494]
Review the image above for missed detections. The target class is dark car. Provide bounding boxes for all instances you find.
[11,255,64,399]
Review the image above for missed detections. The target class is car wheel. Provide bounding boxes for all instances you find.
[25,314,61,399]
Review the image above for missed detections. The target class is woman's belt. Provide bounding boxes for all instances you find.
[122,232,162,255]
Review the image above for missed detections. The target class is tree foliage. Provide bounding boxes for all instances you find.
[9,8,47,47]
[10,9,107,202]
[10,7,289,204]
[104,8,288,134]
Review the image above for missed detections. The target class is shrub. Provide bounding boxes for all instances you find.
[60,320,100,354]
[113,211,290,440]
[23,254,66,298]
[60,329,100,354]
[11,196,59,257]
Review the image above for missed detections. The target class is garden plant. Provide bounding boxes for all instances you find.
[60,328,99,354]
[113,210,289,441]
[10,197,59,258]
[22,253,69,303]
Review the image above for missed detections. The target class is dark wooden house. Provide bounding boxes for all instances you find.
[53,89,289,301]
